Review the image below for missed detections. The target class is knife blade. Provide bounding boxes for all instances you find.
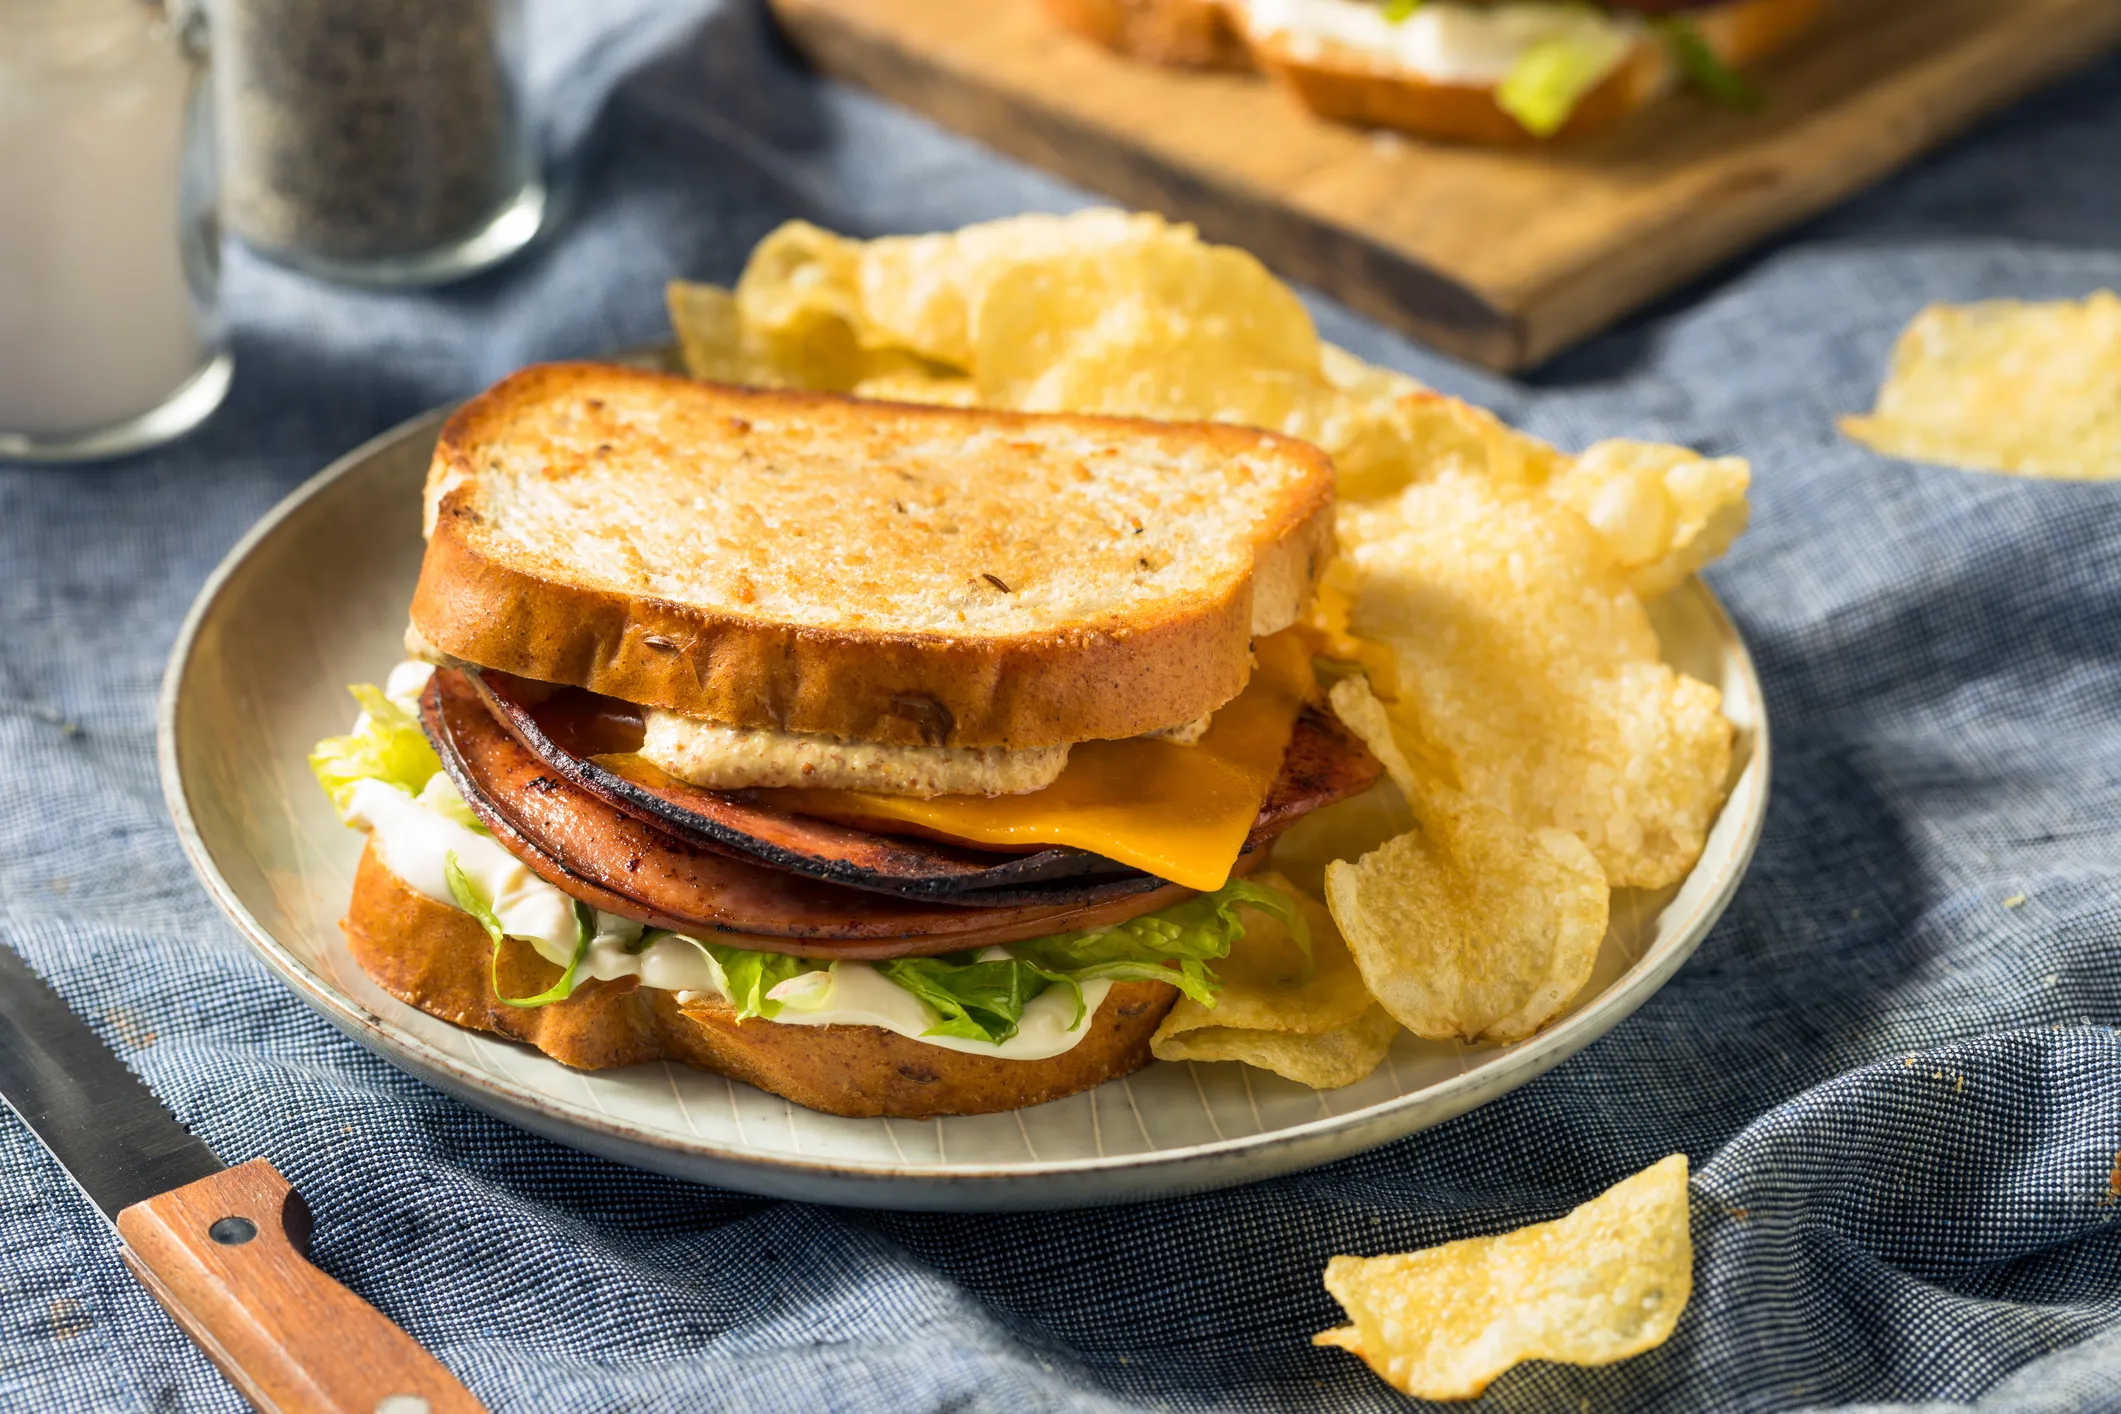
[0,944,486,1414]
[0,943,224,1216]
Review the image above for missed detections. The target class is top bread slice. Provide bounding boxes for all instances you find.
[411,364,1334,749]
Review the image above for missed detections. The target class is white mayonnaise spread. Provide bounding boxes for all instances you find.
[345,769,1109,1060]
[1239,0,1637,84]
[384,657,436,712]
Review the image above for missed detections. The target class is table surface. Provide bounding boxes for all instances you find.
[4,2,2120,1410]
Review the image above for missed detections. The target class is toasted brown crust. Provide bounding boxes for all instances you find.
[342,840,1179,1118]
[1043,0,1253,69]
[411,364,1335,749]
[1245,0,1824,145]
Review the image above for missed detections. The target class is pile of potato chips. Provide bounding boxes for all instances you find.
[668,209,1747,1084]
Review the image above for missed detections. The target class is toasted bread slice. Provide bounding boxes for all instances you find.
[1237,0,1822,145]
[412,364,1334,749]
[1043,0,1254,69]
[342,841,1178,1118]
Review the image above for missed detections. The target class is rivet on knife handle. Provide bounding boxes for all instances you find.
[114,1158,486,1414]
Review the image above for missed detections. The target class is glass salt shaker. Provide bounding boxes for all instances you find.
[209,0,544,286]
[0,0,231,462]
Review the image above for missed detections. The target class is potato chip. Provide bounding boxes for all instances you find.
[1342,478,1731,889]
[1152,873,1397,1088]
[1840,292,2121,480]
[1173,876,1373,1032]
[972,232,1324,422]
[1316,1153,1692,1400]
[668,275,950,395]
[850,370,980,407]
[1155,1007,1400,1090]
[733,219,863,337]
[1326,387,1744,593]
[1265,777,1412,901]
[1324,680,1608,1045]
[666,280,751,384]
[1548,440,1752,599]
[858,209,1169,367]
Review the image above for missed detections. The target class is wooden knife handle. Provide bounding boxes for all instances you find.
[115,1158,486,1414]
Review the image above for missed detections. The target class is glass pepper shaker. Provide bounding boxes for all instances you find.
[209,0,544,286]
[0,0,230,462]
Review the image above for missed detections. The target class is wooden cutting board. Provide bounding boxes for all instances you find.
[767,0,2121,370]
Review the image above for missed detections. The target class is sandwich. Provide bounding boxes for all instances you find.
[1047,0,1825,143]
[311,363,1383,1118]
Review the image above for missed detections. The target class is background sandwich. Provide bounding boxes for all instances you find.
[1046,0,1824,142]
[313,363,1381,1118]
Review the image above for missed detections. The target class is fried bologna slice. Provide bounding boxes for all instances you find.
[342,841,1178,1118]
[471,666,1383,903]
[412,363,1335,749]
[424,667,1206,956]
[472,668,1144,899]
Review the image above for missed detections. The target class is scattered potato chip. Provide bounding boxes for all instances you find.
[1324,679,1609,1045]
[1840,292,2121,480]
[1547,440,1752,598]
[1152,875,1396,1087]
[1316,1153,1693,1400]
[1342,478,1732,889]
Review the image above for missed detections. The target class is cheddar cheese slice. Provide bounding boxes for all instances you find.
[775,630,1313,892]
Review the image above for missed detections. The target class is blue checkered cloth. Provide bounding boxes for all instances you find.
[5,3,2120,1408]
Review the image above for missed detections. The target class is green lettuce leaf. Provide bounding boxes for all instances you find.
[414,773,488,834]
[444,851,592,1009]
[883,878,1304,1045]
[1009,877,1304,1006]
[1496,34,1623,138]
[875,955,1084,1045]
[1382,0,1422,21]
[309,683,443,818]
[1649,16,1763,110]
[697,941,813,1021]
[646,880,1301,1046]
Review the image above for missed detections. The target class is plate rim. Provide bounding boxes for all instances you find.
[159,396,1772,1202]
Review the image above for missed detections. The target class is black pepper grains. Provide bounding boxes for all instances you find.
[211,0,534,272]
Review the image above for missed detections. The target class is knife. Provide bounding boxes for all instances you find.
[0,943,485,1414]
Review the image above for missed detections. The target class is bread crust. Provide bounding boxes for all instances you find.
[1043,0,1253,70]
[412,364,1335,749]
[342,840,1180,1118]
[1242,0,1824,145]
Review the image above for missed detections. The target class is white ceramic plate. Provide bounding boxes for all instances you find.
[160,396,1769,1211]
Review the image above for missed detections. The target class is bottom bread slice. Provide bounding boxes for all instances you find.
[340,839,1179,1119]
